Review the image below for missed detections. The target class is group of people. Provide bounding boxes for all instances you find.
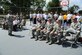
[2,11,26,36]
[30,11,82,45]
[1,10,82,44]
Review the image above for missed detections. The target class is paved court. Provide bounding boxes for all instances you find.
[0,21,82,55]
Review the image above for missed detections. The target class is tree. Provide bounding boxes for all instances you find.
[79,10,82,14]
[11,0,30,7]
[47,0,61,13]
[30,0,45,11]
[69,5,79,13]
[52,0,60,7]
[11,0,32,13]
[0,0,13,14]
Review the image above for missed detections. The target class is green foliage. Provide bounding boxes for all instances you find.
[52,0,60,6]
[47,0,61,12]
[11,0,33,8]
[0,0,45,13]
[29,0,45,12]
[48,1,55,7]
[0,0,12,14]
[69,5,79,13]
[31,0,45,9]
[3,4,10,10]
[79,10,82,14]
[48,0,60,8]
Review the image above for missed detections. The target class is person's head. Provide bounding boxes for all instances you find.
[73,13,76,15]
[55,11,57,14]
[60,13,62,15]
[67,11,71,14]
[56,20,59,23]
[76,13,80,16]
[47,19,51,23]
[13,15,17,20]
[73,18,77,23]
[50,12,53,14]
[37,11,39,14]
[41,20,45,23]
[8,10,12,14]
[30,12,32,14]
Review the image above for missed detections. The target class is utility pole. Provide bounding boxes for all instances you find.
[68,0,70,11]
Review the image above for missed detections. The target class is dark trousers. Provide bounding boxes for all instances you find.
[13,25,17,31]
[32,29,36,38]
[8,25,13,34]
[67,19,71,24]
[33,18,36,24]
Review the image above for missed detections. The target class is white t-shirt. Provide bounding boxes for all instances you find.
[43,14,48,20]
[76,15,81,21]
[48,13,53,18]
[13,20,18,25]
[39,14,43,19]
[36,13,40,18]
[58,15,63,20]
[54,14,58,18]
[6,14,11,18]
[30,14,32,18]
[67,14,72,20]
[33,13,36,18]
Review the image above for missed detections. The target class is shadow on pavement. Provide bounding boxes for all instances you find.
[62,42,72,47]
[22,28,30,31]
[13,27,30,32]
[12,34,25,38]
[37,37,82,48]
[71,44,79,48]
[62,41,79,48]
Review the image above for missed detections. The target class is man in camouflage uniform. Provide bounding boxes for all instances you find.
[6,11,14,36]
[40,19,53,42]
[49,20,60,45]
[64,18,80,43]
[79,16,82,37]
[31,22,41,39]
[65,18,80,36]
[35,20,46,41]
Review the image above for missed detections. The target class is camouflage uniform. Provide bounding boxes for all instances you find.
[65,22,80,35]
[49,21,59,44]
[35,20,46,41]
[45,21,53,42]
[31,23,40,39]
[7,16,13,35]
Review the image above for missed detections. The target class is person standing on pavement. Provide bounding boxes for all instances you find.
[6,10,14,36]
[54,12,58,21]
[29,12,33,25]
[67,11,72,25]
[13,16,18,31]
[33,12,37,24]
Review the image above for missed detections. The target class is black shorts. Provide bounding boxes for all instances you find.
[67,19,71,24]
[30,18,32,21]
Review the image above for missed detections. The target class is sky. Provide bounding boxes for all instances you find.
[45,0,82,11]
[69,0,82,10]
[60,0,82,11]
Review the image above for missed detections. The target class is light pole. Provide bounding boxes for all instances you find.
[68,0,70,11]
